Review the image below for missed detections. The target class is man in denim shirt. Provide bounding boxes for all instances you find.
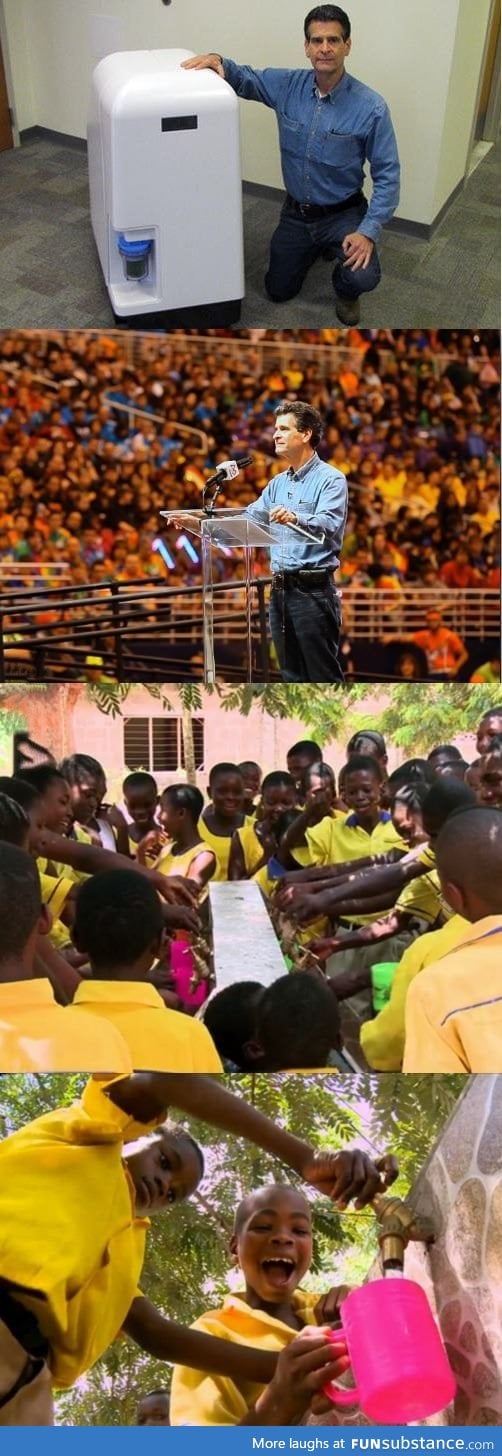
[245,400,347,682]
[167,401,347,681]
[183,5,400,325]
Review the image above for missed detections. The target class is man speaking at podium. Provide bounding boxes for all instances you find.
[245,400,347,683]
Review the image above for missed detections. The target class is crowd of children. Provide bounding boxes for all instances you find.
[0,705,501,1074]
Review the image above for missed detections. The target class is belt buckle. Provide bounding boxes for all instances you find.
[299,202,311,218]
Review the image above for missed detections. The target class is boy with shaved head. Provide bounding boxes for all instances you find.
[403,806,502,1072]
[171,1182,354,1426]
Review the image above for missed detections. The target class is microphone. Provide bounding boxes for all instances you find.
[204,455,253,488]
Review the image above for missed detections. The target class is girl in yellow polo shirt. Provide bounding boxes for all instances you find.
[228,771,297,880]
[198,763,246,881]
[122,771,160,860]
[156,784,216,889]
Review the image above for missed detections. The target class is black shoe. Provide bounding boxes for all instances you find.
[335,292,361,325]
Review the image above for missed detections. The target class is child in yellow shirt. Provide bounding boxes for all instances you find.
[198,763,246,881]
[72,869,222,1072]
[237,760,262,819]
[156,785,216,889]
[229,772,297,880]
[0,839,131,1073]
[202,972,342,1072]
[171,1182,353,1426]
[122,771,159,858]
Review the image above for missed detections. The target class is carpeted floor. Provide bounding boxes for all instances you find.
[0,134,499,329]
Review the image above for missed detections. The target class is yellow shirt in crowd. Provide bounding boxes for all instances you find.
[38,867,74,922]
[360,914,468,1071]
[155,840,216,884]
[170,1289,319,1426]
[0,1077,161,1387]
[0,978,131,1074]
[306,812,404,925]
[403,916,502,1073]
[38,866,75,949]
[307,810,403,868]
[235,824,264,877]
[198,819,233,881]
[394,866,443,926]
[73,980,222,1072]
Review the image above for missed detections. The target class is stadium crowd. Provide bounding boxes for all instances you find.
[0,328,499,678]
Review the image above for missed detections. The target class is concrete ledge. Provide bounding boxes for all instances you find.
[209,880,286,989]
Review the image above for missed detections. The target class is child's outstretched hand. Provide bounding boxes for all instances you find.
[307,935,340,961]
[302,1149,399,1208]
[136,829,167,864]
[151,872,198,908]
[253,1327,350,1425]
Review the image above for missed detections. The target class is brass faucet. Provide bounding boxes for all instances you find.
[372,1193,435,1269]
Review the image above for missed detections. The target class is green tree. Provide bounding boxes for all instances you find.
[85,682,502,755]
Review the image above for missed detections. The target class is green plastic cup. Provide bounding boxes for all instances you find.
[371,961,399,1013]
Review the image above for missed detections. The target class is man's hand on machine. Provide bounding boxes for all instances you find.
[181,54,225,77]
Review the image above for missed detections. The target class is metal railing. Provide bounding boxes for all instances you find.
[1,576,498,682]
[101,396,209,452]
[132,332,457,380]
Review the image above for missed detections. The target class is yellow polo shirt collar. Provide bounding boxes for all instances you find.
[0,978,131,1073]
[74,979,223,1072]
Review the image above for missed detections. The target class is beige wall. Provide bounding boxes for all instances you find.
[0,685,480,790]
[1,0,36,131]
[1,0,491,225]
[433,0,493,215]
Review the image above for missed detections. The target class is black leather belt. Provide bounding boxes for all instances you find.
[272,569,332,588]
[286,190,364,220]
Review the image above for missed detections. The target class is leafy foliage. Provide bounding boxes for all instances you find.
[85,682,502,753]
[0,1073,464,1425]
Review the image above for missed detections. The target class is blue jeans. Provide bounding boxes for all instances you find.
[264,198,381,302]
[269,580,344,683]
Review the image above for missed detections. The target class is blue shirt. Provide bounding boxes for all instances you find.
[245,452,348,572]
[222,62,400,241]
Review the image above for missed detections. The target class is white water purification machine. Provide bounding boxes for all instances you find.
[88,49,245,325]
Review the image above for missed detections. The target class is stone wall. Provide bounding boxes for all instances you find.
[404,1073,502,1426]
[311,1075,502,1429]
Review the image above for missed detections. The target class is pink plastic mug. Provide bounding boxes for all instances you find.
[324,1278,456,1424]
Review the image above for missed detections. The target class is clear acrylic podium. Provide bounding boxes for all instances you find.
[160,507,324,684]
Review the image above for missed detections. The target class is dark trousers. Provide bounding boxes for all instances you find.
[264,197,381,303]
[269,581,344,683]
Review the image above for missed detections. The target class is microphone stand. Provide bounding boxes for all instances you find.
[202,476,225,516]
